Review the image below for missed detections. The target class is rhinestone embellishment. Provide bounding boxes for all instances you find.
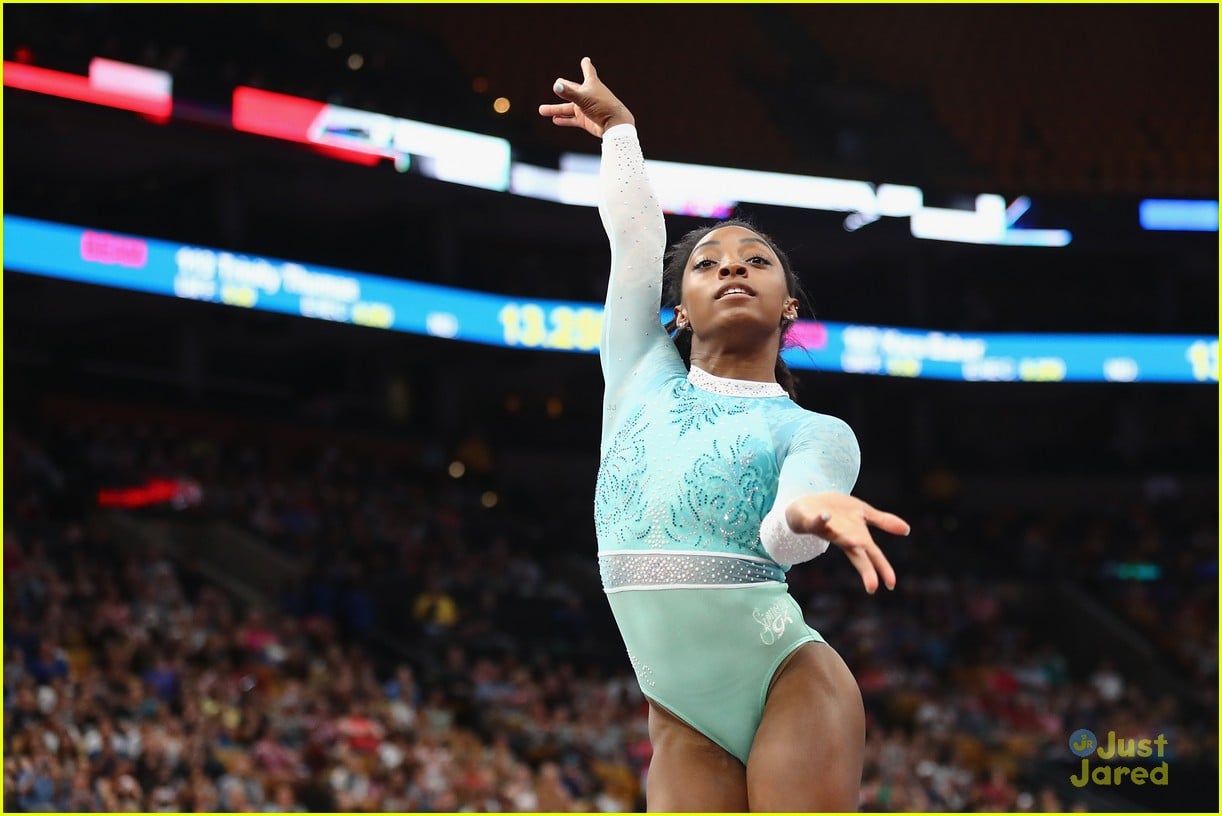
[599,551,785,590]
[688,365,788,398]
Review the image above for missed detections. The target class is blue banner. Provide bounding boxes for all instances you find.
[3,215,1215,384]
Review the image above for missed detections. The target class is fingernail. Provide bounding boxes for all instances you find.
[886,582,895,591]
[867,587,875,595]
[820,513,831,522]
[554,81,565,93]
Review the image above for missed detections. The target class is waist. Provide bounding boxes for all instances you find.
[598,550,786,593]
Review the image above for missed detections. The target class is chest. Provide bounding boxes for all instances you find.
[606,383,782,497]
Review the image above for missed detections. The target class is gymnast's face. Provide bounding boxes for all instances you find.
[675,225,797,343]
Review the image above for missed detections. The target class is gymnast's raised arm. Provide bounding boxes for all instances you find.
[538,58,670,391]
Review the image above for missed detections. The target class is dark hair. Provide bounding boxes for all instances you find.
[661,218,810,400]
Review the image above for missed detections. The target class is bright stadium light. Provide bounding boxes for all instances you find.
[6,60,1080,247]
[1139,199,1219,232]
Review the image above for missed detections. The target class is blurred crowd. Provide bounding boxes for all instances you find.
[4,407,1217,812]
[5,523,648,812]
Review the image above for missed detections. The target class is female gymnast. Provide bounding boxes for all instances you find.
[540,58,911,812]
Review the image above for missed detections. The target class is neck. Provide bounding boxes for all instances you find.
[688,342,779,383]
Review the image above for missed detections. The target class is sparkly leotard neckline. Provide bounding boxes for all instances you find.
[687,365,788,399]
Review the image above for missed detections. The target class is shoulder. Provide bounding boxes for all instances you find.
[775,406,860,463]
[799,410,856,441]
[781,409,862,488]
[767,401,856,442]
[600,342,687,439]
[625,340,688,392]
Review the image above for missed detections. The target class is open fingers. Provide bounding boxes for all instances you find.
[554,58,598,101]
[538,102,576,118]
[841,545,879,594]
[822,512,898,593]
[551,76,580,99]
[867,542,897,591]
[840,538,896,593]
[809,504,908,541]
[864,508,911,537]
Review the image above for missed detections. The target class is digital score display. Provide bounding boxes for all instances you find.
[4,215,1216,384]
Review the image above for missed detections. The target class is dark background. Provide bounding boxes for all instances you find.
[3,4,1218,813]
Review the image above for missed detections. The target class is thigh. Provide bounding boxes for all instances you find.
[745,642,865,812]
[646,702,748,813]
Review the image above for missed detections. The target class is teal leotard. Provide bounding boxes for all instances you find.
[593,125,861,764]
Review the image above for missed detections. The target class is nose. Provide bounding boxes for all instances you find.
[718,263,747,278]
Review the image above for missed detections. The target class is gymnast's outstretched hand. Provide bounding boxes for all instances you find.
[538,57,635,138]
[785,494,911,594]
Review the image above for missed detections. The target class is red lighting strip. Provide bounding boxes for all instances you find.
[5,63,384,167]
[3,61,172,119]
[231,86,326,144]
[232,86,382,167]
[97,478,183,509]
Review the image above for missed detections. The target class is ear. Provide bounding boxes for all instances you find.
[674,306,689,329]
[782,298,799,323]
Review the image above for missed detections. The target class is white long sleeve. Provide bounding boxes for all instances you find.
[597,124,670,391]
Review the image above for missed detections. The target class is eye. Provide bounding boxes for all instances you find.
[692,258,716,270]
[747,255,771,265]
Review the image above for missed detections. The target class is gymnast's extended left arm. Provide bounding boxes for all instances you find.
[760,415,911,594]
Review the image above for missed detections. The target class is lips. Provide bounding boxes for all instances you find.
[715,283,757,299]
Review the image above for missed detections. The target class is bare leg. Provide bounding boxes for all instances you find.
[745,642,865,811]
[645,701,749,812]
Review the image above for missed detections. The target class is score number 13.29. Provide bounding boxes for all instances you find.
[499,303,603,352]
